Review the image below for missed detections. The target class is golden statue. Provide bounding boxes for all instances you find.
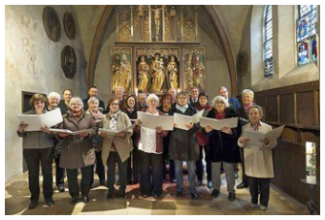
[137,55,150,92]
[115,53,132,92]
[151,54,165,93]
[192,54,205,91]
[111,54,120,92]
[152,6,163,41]
[184,53,193,90]
[167,55,178,89]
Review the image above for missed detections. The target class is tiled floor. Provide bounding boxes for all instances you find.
[5,171,309,215]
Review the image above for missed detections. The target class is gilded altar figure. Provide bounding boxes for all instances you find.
[192,54,205,91]
[151,54,165,93]
[116,53,132,92]
[137,55,150,92]
[167,55,178,89]
[111,54,121,92]
[184,53,193,90]
[152,6,163,41]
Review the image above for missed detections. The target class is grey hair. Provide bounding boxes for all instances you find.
[69,97,84,108]
[218,86,228,92]
[146,94,160,106]
[176,91,189,99]
[87,97,99,105]
[242,89,254,99]
[191,87,199,92]
[48,92,61,100]
[247,105,264,117]
[211,95,229,108]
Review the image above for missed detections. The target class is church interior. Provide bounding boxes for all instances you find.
[5,4,320,215]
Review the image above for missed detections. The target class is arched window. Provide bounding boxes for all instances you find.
[297,5,318,66]
[263,5,273,76]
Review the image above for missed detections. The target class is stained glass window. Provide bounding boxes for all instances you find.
[297,5,318,66]
[263,5,273,76]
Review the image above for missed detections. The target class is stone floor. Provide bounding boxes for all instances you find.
[5,170,309,215]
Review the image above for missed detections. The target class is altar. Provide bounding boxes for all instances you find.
[109,6,207,95]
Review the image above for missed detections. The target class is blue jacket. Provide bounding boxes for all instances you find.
[228,97,241,113]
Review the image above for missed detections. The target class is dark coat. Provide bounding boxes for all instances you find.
[59,100,69,115]
[59,110,96,169]
[189,98,199,108]
[237,103,256,135]
[168,105,200,161]
[206,108,241,163]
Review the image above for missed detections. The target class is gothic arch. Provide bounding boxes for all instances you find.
[87,5,237,96]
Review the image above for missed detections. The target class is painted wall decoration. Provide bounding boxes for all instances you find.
[237,52,248,77]
[42,6,61,42]
[61,45,77,79]
[63,12,76,40]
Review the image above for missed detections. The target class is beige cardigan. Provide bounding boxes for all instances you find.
[238,121,277,178]
[101,111,133,164]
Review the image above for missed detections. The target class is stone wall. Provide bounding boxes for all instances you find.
[5,5,87,180]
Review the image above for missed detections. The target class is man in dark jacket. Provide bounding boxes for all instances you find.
[189,87,199,108]
[59,89,73,115]
[218,86,241,113]
[83,86,105,112]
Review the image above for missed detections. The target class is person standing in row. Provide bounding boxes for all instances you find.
[17,94,55,209]
[59,89,73,115]
[58,97,96,204]
[218,86,241,113]
[100,98,133,199]
[83,86,105,113]
[169,92,200,199]
[189,87,199,108]
[136,94,168,198]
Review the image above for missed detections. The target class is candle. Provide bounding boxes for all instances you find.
[305,141,317,184]
[177,88,181,93]
[135,88,138,97]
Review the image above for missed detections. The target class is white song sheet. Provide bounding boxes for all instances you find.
[191,110,205,124]
[173,110,204,130]
[49,128,95,135]
[137,111,174,131]
[241,125,285,146]
[98,124,135,136]
[17,108,63,131]
[174,113,192,130]
[199,117,238,130]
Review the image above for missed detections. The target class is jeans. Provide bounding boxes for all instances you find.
[174,160,196,194]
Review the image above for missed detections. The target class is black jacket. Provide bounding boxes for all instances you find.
[205,108,241,163]
[168,104,200,161]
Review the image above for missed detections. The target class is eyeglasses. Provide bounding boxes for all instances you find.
[70,103,81,106]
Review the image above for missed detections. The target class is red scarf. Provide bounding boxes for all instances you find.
[214,109,226,119]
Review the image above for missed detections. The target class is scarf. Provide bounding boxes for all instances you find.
[214,109,226,120]
[108,110,121,131]
[250,121,261,132]
[176,104,189,113]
